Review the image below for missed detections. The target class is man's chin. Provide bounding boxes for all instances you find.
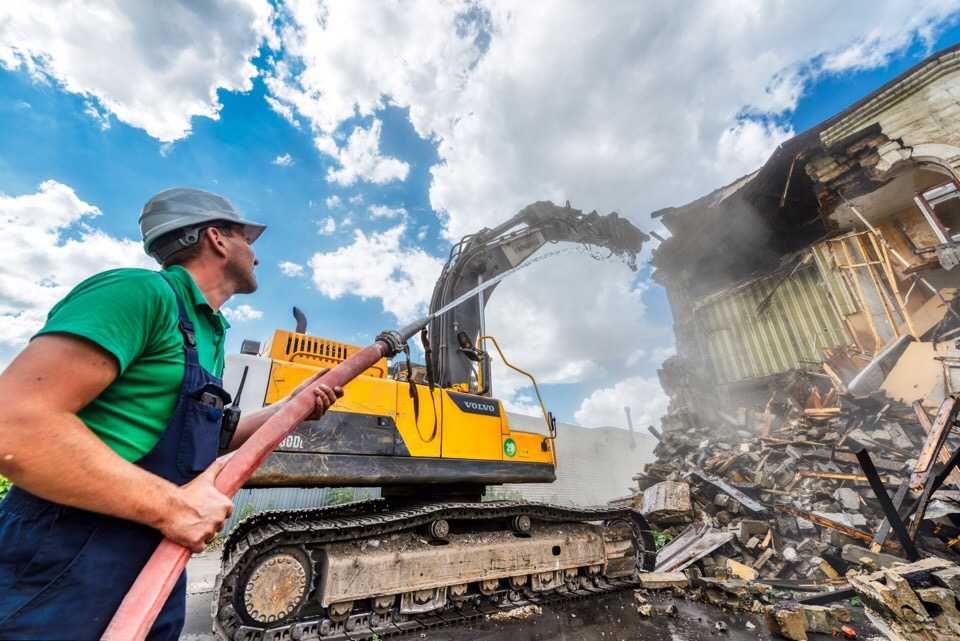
[236,274,258,295]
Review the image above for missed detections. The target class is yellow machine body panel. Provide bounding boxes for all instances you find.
[503,431,552,463]
[245,329,555,487]
[268,330,389,379]
[394,377,442,457]
[264,358,553,465]
[438,392,504,461]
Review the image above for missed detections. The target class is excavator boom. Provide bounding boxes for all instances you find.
[428,201,648,390]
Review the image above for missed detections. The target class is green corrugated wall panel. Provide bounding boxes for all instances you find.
[812,244,858,315]
[694,265,852,384]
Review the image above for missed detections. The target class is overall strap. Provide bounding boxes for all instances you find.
[160,274,197,351]
[173,294,197,349]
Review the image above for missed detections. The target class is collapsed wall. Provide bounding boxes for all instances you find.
[626,44,960,639]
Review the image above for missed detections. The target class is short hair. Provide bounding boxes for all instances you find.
[159,222,241,268]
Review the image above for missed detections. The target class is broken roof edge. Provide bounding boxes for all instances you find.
[651,170,760,220]
[652,42,960,225]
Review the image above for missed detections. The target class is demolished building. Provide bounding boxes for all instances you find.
[654,44,960,409]
[625,44,960,639]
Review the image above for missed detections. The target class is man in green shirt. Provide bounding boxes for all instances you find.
[0,188,341,640]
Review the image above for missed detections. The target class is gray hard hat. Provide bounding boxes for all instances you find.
[139,187,266,262]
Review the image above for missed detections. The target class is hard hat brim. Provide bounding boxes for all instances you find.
[236,220,267,244]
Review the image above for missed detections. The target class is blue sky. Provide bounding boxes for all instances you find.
[1,2,959,428]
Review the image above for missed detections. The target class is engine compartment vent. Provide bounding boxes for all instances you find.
[268,330,388,378]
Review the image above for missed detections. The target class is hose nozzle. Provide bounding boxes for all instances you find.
[376,316,430,357]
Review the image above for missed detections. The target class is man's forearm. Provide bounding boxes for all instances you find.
[0,406,179,529]
[227,376,341,450]
[229,401,284,450]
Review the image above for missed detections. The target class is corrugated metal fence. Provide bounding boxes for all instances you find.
[225,487,380,532]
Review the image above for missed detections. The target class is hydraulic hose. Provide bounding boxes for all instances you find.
[101,317,429,641]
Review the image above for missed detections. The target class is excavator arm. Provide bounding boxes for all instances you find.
[427,200,649,392]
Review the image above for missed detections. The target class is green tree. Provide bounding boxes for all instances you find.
[0,476,10,501]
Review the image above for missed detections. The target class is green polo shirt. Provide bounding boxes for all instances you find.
[34,265,230,462]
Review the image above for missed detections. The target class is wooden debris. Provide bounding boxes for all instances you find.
[640,480,692,525]
[637,572,689,590]
[725,559,758,581]
[775,504,895,548]
[654,522,735,573]
[689,470,769,515]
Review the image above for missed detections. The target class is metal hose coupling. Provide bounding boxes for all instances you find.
[376,316,430,357]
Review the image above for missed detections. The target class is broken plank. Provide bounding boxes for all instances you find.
[911,396,958,487]
[796,470,897,484]
[689,470,769,515]
[655,521,735,573]
[803,407,841,417]
[775,505,900,551]
[638,572,689,590]
[870,476,911,552]
[911,397,960,488]
[760,437,826,447]
[848,439,919,561]
[752,548,775,570]
[807,448,905,472]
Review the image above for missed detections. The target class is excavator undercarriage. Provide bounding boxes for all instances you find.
[215,501,656,641]
[213,202,652,640]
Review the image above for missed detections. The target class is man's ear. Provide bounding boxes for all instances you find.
[205,227,230,259]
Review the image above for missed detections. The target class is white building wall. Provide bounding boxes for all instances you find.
[501,413,657,506]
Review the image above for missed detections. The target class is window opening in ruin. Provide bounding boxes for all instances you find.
[915,181,960,243]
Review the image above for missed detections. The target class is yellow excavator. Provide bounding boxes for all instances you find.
[213,201,655,641]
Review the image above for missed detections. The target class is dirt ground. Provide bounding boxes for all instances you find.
[180,551,874,641]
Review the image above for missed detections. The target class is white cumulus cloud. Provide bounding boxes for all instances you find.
[0,180,153,353]
[574,376,670,431]
[308,225,443,321]
[221,304,264,322]
[272,153,294,166]
[368,204,407,220]
[323,120,409,186]
[317,216,337,236]
[83,101,111,130]
[264,0,486,139]
[0,1,275,142]
[325,195,342,209]
[278,261,305,277]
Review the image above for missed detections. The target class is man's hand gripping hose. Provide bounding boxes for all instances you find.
[101,317,429,641]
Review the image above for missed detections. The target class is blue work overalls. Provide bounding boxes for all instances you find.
[0,285,230,640]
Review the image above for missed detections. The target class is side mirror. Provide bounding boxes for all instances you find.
[456,331,481,362]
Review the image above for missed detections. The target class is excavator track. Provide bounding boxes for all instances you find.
[213,500,656,641]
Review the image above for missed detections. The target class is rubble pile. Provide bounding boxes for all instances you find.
[622,348,960,637]
[630,364,960,584]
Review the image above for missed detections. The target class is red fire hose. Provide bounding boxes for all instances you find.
[101,320,425,640]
